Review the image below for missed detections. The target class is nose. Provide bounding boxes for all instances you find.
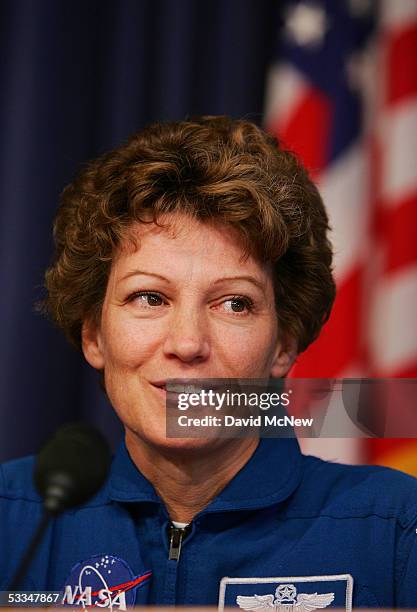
[163,305,210,364]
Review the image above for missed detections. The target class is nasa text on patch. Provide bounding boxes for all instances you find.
[62,554,152,609]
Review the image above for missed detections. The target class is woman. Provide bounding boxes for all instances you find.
[1,116,416,609]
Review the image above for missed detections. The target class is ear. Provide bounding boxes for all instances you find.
[270,336,298,378]
[81,317,105,370]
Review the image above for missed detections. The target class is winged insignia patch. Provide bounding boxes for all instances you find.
[236,583,334,612]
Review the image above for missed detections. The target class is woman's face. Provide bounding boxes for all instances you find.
[82,214,296,451]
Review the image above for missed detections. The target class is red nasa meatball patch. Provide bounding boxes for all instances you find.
[62,554,152,609]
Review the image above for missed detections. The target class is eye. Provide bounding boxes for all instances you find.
[127,291,165,308]
[222,296,254,314]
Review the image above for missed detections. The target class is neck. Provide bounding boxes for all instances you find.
[125,432,259,523]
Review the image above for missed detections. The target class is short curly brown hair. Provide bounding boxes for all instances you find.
[43,116,335,354]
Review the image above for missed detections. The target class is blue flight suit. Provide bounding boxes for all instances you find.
[1,438,417,609]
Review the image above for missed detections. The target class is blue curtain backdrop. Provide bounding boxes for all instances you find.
[0,0,281,461]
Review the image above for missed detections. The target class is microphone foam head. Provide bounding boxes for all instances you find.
[34,423,112,512]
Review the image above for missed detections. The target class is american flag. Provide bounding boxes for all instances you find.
[264,0,417,473]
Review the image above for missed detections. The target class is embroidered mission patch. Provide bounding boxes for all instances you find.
[62,554,152,609]
[218,574,353,611]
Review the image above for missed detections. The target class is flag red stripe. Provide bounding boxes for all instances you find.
[270,88,332,175]
[291,267,362,378]
[374,192,417,274]
[386,24,417,105]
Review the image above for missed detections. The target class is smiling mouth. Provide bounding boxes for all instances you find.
[151,383,166,395]
[151,381,197,391]
[151,382,187,397]
[150,384,185,410]
[150,382,207,397]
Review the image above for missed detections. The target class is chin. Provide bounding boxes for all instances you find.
[138,427,228,456]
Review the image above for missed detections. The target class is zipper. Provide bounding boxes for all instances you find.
[167,524,190,561]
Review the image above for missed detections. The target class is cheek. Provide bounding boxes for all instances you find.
[101,317,164,368]
[215,318,279,374]
[239,337,277,373]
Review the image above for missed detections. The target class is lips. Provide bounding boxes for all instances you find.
[151,381,166,390]
[150,381,205,393]
[149,381,207,403]
[150,382,167,399]
[149,382,186,412]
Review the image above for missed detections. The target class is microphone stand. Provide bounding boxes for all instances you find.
[8,486,64,590]
[8,510,53,590]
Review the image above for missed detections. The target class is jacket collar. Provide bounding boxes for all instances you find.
[108,437,303,512]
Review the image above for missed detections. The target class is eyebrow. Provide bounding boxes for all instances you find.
[118,271,266,293]
[212,275,266,293]
[119,270,171,283]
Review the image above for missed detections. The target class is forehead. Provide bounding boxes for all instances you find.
[111,215,272,282]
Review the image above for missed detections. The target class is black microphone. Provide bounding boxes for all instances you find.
[34,422,111,513]
[9,423,111,590]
